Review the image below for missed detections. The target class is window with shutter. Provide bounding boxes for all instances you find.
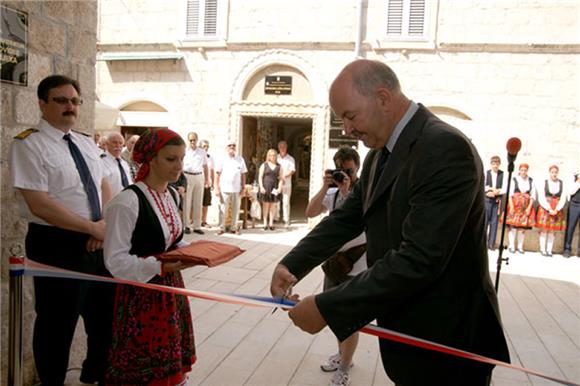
[185,0,219,39]
[386,0,428,41]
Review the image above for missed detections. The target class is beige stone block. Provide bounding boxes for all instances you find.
[41,0,75,25]
[53,56,76,78]
[15,89,40,125]
[1,87,14,127]
[1,0,41,15]
[27,52,52,87]
[69,28,97,62]
[74,0,98,31]
[28,16,66,56]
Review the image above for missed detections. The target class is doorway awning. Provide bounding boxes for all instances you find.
[95,101,120,131]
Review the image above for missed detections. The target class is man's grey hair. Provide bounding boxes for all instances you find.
[351,60,401,97]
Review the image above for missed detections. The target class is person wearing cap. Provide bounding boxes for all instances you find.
[10,74,114,385]
[103,128,197,385]
[183,132,209,234]
[214,141,247,235]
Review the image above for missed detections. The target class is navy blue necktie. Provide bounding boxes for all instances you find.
[63,134,101,221]
[116,158,129,188]
[374,147,391,187]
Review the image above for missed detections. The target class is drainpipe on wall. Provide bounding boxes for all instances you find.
[354,0,364,58]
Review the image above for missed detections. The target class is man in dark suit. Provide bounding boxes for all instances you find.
[270,60,509,386]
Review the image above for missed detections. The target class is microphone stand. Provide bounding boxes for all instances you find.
[494,158,515,292]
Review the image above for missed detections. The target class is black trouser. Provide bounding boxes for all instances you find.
[484,198,500,248]
[564,201,580,253]
[26,223,115,386]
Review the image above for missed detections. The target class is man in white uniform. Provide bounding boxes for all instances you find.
[215,142,247,235]
[183,132,209,234]
[10,75,114,385]
[102,132,133,196]
[277,140,296,228]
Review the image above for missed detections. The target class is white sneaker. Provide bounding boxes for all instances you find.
[330,368,351,386]
[321,353,341,372]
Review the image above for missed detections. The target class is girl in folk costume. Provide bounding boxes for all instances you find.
[505,163,536,254]
[535,165,567,257]
[258,148,284,230]
[103,129,196,385]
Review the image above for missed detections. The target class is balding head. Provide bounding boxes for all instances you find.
[107,132,125,158]
[329,60,409,149]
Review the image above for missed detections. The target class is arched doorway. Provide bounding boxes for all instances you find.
[117,100,170,137]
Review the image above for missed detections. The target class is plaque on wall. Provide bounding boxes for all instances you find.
[264,75,292,95]
[329,111,357,148]
[1,6,28,86]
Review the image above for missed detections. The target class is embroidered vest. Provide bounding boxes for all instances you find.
[126,185,183,257]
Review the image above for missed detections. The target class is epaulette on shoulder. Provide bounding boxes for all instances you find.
[72,129,90,137]
[14,128,39,140]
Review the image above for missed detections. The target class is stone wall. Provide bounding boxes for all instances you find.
[0,1,98,384]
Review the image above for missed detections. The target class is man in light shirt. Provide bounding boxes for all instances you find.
[277,140,296,228]
[183,132,209,234]
[10,75,114,385]
[215,141,247,235]
[102,132,133,196]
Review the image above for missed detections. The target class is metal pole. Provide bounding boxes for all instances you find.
[354,0,364,58]
[9,247,24,386]
[495,164,515,292]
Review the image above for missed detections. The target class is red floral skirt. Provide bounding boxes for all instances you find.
[535,196,566,231]
[505,192,535,229]
[106,272,196,385]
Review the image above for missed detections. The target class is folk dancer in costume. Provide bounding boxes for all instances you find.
[484,155,505,250]
[535,165,567,257]
[505,163,536,254]
[103,128,196,385]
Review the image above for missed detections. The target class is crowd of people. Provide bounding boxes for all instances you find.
[10,63,578,386]
[484,156,580,258]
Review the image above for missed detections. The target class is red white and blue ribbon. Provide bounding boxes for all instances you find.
[11,257,579,386]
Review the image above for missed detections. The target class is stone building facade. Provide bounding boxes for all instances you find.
[1,1,98,384]
[96,0,579,247]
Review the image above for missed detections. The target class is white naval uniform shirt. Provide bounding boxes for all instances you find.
[10,119,108,225]
[103,182,189,283]
[102,151,133,196]
[183,147,207,174]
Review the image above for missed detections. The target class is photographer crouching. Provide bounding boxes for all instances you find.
[304,146,367,386]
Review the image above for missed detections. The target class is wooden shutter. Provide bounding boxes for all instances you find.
[408,0,425,36]
[186,0,200,36]
[204,0,218,35]
[386,0,427,39]
[387,0,403,36]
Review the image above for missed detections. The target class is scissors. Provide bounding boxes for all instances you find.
[271,285,293,314]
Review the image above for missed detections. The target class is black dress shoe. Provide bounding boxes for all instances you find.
[563,250,571,258]
[193,229,204,235]
[184,227,192,234]
[517,249,525,254]
[540,251,547,256]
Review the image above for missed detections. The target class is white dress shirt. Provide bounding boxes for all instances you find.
[11,119,107,225]
[103,182,188,283]
[102,152,133,196]
[183,147,207,173]
[277,153,296,193]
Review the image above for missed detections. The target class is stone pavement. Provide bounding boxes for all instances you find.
[65,223,579,386]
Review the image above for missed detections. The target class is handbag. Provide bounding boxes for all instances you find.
[321,244,366,283]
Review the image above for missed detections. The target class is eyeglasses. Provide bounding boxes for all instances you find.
[51,97,83,106]
[189,139,197,143]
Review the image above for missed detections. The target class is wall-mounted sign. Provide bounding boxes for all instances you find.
[265,75,292,95]
[1,6,28,86]
[329,111,357,148]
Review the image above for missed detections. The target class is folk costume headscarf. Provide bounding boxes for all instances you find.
[132,128,181,182]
